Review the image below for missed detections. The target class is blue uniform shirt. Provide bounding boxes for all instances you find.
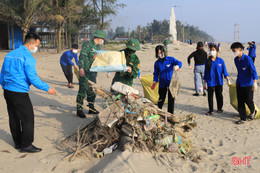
[204,57,229,87]
[153,56,182,88]
[247,44,256,58]
[0,45,50,93]
[235,54,258,87]
[60,50,79,66]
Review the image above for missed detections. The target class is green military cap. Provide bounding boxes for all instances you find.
[126,38,141,51]
[93,30,107,39]
[163,40,170,45]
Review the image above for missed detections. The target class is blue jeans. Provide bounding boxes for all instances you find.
[194,65,206,93]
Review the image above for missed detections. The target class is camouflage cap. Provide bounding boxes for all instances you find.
[93,30,107,39]
[126,38,141,51]
[163,40,170,45]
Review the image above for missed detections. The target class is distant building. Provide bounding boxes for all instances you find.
[0,20,35,50]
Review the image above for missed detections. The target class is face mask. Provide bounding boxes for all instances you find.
[128,49,136,54]
[209,50,216,56]
[233,51,240,57]
[30,45,38,54]
[99,40,104,45]
[158,54,163,59]
[166,45,169,48]
[72,50,78,54]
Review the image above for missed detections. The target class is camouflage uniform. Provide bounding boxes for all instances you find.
[163,40,170,56]
[76,40,100,110]
[112,48,140,86]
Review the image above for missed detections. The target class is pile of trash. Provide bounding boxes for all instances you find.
[61,82,197,161]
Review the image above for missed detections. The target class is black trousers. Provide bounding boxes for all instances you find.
[207,85,223,112]
[158,88,175,114]
[237,86,255,121]
[4,90,34,147]
[251,57,256,63]
[61,63,73,83]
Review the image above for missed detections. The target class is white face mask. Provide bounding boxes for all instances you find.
[99,40,104,45]
[30,46,38,54]
[209,50,216,56]
[158,54,163,59]
[72,49,78,54]
[233,51,240,57]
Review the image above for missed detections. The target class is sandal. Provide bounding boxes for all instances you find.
[235,119,245,124]
[248,110,257,121]
[68,84,74,88]
[205,111,214,116]
[217,110,223,113]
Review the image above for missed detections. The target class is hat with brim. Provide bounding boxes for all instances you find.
[126,38,141,51]
[93,30,107,39]
[163,40,170,45]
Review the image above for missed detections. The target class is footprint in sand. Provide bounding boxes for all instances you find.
[219,140,224,146]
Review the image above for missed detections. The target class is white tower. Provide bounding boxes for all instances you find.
[169,7,177,41]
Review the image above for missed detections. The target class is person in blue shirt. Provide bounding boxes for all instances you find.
[231,42,258,124]
[247,41,256,63]
[60,44,79,88]
[0,33,57,153]
[151,45,182,114]
[203,44,230,116]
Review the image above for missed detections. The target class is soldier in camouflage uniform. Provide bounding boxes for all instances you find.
[111,38,141,87]
[76,30,106,118]
[163,40,170,56]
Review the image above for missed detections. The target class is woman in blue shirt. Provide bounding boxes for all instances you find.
[247,41,256,63]
[204,44,230,115]
[60,44,79,88]
[151,45,182,114]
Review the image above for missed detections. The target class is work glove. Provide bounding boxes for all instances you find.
[253,81,258,92]
[174,65,180,71]
[151,82,156,90]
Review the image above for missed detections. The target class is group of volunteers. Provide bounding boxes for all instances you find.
[0,30,258,153]
[187,41,257,124]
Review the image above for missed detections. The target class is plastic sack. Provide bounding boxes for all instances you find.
[74,66,79,80]
[90,50,127,72]
[229,83,260,119]
[140,75,167,104]
[111,82,139,95]
[169,71,181,98]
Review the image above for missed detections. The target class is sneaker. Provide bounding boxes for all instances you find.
[193,93,199,96]
[89,108,99,114]
[77,110,86,118]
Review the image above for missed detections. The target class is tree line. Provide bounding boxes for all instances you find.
[0,0,125,52]
[108,19,214,43]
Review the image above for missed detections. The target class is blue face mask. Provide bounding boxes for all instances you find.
[166,45,169,48]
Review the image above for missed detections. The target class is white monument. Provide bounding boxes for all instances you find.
[169,7,177,41]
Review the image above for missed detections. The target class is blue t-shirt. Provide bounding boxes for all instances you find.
[153,56,182,88]
[0,45,49,93]
[204,57,229,87]
[247,44,256,58]
[60,50,79,66]
[235,54,258,87]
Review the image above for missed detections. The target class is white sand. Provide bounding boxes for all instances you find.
[0,43,260,173]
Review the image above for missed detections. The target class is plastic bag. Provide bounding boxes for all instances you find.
[90,50,127,72]
[169,71,181,98]
[229,83,260,119]
[111,82,139,95]
[140,75,167,104]
[74,66,79,80]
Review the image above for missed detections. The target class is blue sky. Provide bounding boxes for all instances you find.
[109,0,260,43]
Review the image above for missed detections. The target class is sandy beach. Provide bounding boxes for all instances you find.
[1,43,260,173]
